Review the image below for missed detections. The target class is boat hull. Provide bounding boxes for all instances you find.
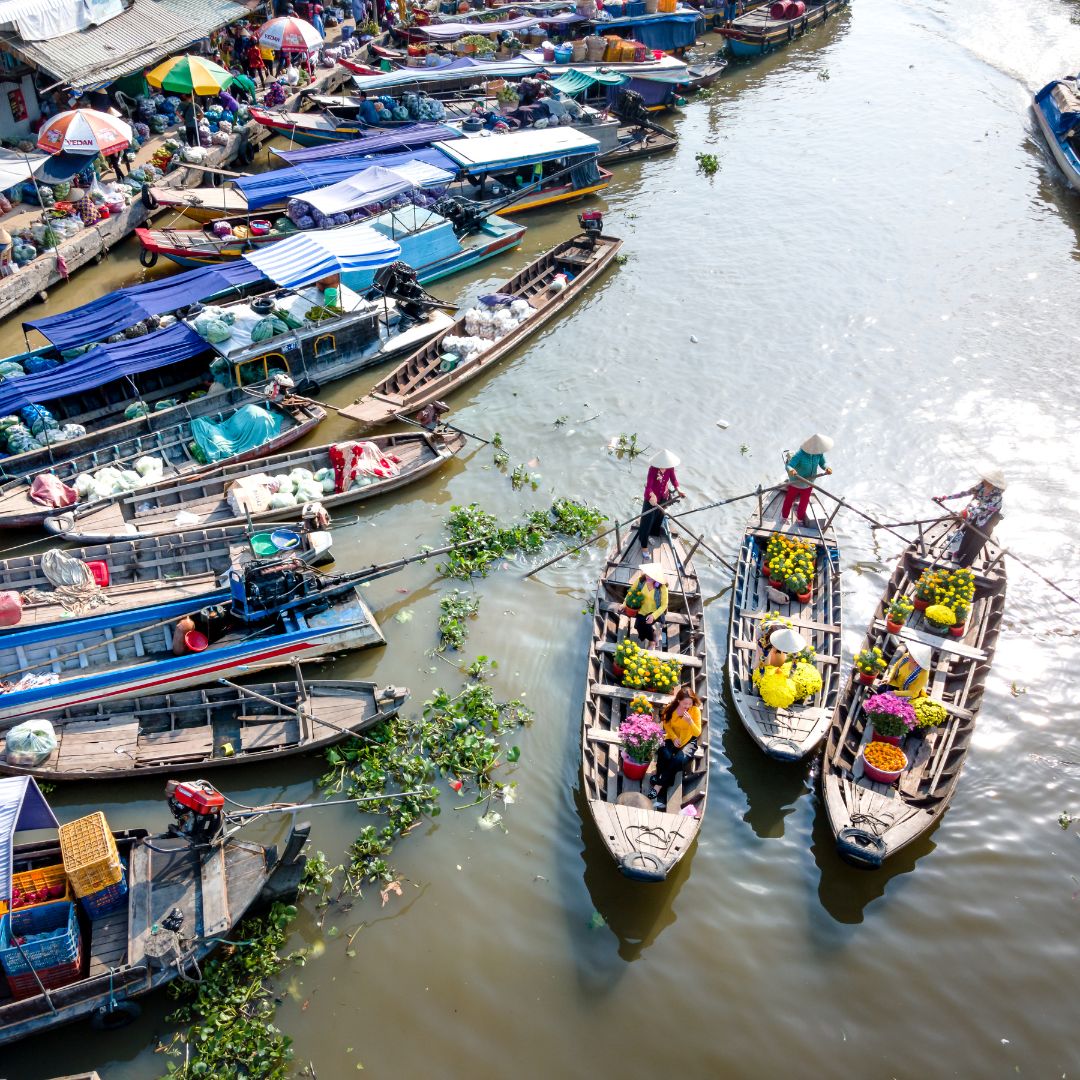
[1033,84,1080,193]
[721,0,848,56]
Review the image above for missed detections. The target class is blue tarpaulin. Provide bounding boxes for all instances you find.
[599,10,704,50]
[234,146,459,210]
[273,122,463,166]
[0,323,209,415]
[0,777,59,908]
[25,261,264,349]
[244,221,402,289]
[191,403,284,464]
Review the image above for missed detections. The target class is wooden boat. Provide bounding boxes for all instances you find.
[0,561,385,727]
[580,531,709,881]
[720,0,848,57]
[726,489,843,760]
[46,429,465,543]
[1033,79,1080,194]
[341,230,622,427]
[821,519,1007,867]
[147,183,252,223]
[0,395,325,530]
[0,526,332,633]
[680,57,727,91]
[0,678,408,781]
[0,776,308,1046]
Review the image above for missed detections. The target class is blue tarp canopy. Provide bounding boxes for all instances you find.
[0,777,59,907]
[599,10,704,50]
[417,15,538,38]
[350,57,542,92]
[243,222,402,289]
[235,147,459,210]
[1040,80,1080,135]
[25,261,264,349]
[273,123,463,165]
[548,68,630,94]
[0,322,209,415]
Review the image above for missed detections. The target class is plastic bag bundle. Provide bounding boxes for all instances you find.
[24,356,59,375]
[21,404,58,436]
[0,361,25,378]
[59,423,86,441]
[441,334,488,360]
[153,398,178,412]
[4,719,57,766]
[124,402,149,420]
[270,490,298,509]
[134,455,164,479]
[250,315,289,342]
[194,315,232,343]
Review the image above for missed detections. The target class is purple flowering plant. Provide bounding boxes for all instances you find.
[619,713,665,763]
[863,692,916,738]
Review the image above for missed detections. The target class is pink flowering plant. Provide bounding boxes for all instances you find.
[619,713,665,764]
[863,692,917,739]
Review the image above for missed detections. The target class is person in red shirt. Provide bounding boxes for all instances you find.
[636,448,682,559]
[246,40,267,86]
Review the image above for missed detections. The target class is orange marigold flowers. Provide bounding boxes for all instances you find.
[864,742,907,772]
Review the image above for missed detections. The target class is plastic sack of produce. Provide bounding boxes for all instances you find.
[0,590,22,627]
[59,423,87,440]
[329,441,402,493]
[153,398,178,412]
[74,473,96,498]
[29,473,77,508]
[270,490,298,509]
[24,356,59,374]
[194,315,232,343]
[124,402,149,420]
[189,404,283,465]
[134,455,164,478]
[250,315,290,342]
[4,718,57,766]
[0,361,25,378]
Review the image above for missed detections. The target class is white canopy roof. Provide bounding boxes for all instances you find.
[243,222,402,289]
[294,161,453,216]
[435,127,601,171]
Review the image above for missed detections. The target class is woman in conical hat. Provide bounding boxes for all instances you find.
[781,434,834,524]
[935,467,1005,568]
[636,448,682,560]
[882,640,933,700]
[626,561,671,648]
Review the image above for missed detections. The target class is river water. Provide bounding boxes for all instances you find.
[4,0,1080,1075]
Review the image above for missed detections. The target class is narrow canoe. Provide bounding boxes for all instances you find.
[45,430,466,543]
[0,396,325,530]
[726,489,843,760]
[341,231,623,427]
[821,519,1007,867]
[581,530,709,881]
[0,679,408,781]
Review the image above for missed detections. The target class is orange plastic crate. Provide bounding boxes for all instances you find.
[58,812,122,899]
[3,863,71,915]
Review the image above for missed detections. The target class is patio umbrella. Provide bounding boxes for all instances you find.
[146,54,235,96]
[259,16,323,52]
[36,109,132,157]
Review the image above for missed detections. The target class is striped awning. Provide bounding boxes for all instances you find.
[548,68,630,95]
[243,223,402,289]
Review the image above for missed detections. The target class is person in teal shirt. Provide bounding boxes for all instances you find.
[229,69,257,104]
[781,433,833,523]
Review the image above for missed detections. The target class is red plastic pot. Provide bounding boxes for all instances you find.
[624,605,641,619]
[913,597,930,612]
[762,561,770,577]
[870,727,903,746]
[885,618,903,634]
[796,590,812,604]
[769,578,785,590]
[612,662,625,678]
[862,745,907,784]
[621,752,649,781]
[949,623,966,638]
[857,671,875,685]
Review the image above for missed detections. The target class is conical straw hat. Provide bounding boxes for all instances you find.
[649,448,680,469]
[769,627,806,653]
[801,433,833,454]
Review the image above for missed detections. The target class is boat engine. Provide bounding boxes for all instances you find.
[228,559,319,623]
[614,88,649,126]
[166,779,225,847]
[578,210,605,250]
[432,195,490,237]
[371,261,431,326]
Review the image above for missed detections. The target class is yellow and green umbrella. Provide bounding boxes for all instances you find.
[146,55,234,96]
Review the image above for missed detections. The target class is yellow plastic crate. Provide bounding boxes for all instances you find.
[58,812,122,899]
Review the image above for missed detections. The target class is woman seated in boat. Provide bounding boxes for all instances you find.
[934,467,1005,568]
[648,685,702,811]
[757,622,805,673]
[880,641,932,700]
[356,91,383,126]
[626,563,670,649]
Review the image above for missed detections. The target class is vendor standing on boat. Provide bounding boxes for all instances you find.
[649,686,702,811]
[781,434,833,524]
[637,449,682,559]
[880,641,932,699]
[935,468,1005,567]
[627,563,670,648]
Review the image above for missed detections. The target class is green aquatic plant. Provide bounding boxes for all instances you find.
[438,589,480,651]
[608,432,646,460]
[695,151,719,177]
[550,497,607,539]
[511,463,539,491]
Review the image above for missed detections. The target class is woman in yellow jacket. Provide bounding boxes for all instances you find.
[626,562,669,648]
[882,641,932,699]
[649,686,702,811]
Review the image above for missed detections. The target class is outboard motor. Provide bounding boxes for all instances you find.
[228,559,314,623]
[615,88,649,126]
[166,780,225,847]
[578,209,604,251]
[372,261,432,326]
[433,195,489,237]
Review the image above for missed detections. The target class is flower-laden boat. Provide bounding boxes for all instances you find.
[821,518,1007,867]
[580,529,709,881]
[0,678,408,781]
[719,0,848,58]
[341,226,623,427]
[0,776,308,1046]
[726,489,843,760]
[44,429,466,544]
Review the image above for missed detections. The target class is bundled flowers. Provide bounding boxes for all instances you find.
[854,646,887,676]
[752,659,822,708]
[887,595,914,623]
[765,533,816,595]
[627,693,653,716]
[863,692,916,738]
[619,713,665,763]
[864,741,907,773]
[924,603,957,629]
[913,697,947,729]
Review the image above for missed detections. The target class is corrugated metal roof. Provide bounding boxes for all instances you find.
[0,0,249,91]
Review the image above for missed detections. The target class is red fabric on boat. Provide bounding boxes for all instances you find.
[28,474,77,509]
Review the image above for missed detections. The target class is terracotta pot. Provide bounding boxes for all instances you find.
[949,623,966,638]
[796,590,812,604]
[913,597,930,612]
[870,727,903,746]
[857,671,875,686]
[624,604,641,619]
[769,578,784,590]
[762,561,770,577]
[885,618,903,634]
[621,751,650,781]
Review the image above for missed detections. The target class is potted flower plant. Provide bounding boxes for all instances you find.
[624,580,645,618]
[863,692,916,745]
[861,740,908,784]
[913,569,939,612]
[913,697,948,730]
[923,604,956,636]
[885,595,914,634]
[950,599,970,639]
[853,646,886,685]
[613,638,639,679]
[627,693,653,716]
[787,572,812,605]
[619,712,664,780]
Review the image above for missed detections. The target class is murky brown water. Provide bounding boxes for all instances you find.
[5,1,1080,1075]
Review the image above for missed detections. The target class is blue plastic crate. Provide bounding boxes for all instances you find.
[0,900,80,976]
[79,866,128,921]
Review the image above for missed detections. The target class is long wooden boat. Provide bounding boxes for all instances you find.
[0,527,332,633]
[821,518,1007,867]
[1033,78,1080,194]
[581,531,709,881]
[0,679,407,781]
[0,565,385,727]
[46,429,466,543]
[720,0,848,57]
[0,777,308,1046]
[341,231,623,427]
[148,182,252,223]
[726,489,842,760]
[0,395,324,530]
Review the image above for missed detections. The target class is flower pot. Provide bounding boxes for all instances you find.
[923,620,950,637]
[856,670,876,686]
[621,751,650,781]
[913,597,930,612]
[796,589,812,604]
[769,578,784,590]
[869,727,902,746]
[761,561,770,577]
[623,604,641,619]
[949,623,966,639]
[885,618,903,634]
[861,745,907,785]
[612,662,625,678]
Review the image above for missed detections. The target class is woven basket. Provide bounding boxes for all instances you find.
[58,812,123,898]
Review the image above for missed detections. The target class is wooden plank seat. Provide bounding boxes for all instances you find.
[590,682,674,707]
[136,727,215,763]
[599,601,696,627]
[56,719,139,770]
[88,908,129,976]
[731,638,839,664]
[880,621,987,662]
[744,610,839,634]
[597,642,702,668]
[237,718,300,750]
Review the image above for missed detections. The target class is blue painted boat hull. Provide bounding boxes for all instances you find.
[1033,80,1080,193]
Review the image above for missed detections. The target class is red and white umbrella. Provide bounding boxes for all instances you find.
[36,108,132,157]
[258,16,322,52]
